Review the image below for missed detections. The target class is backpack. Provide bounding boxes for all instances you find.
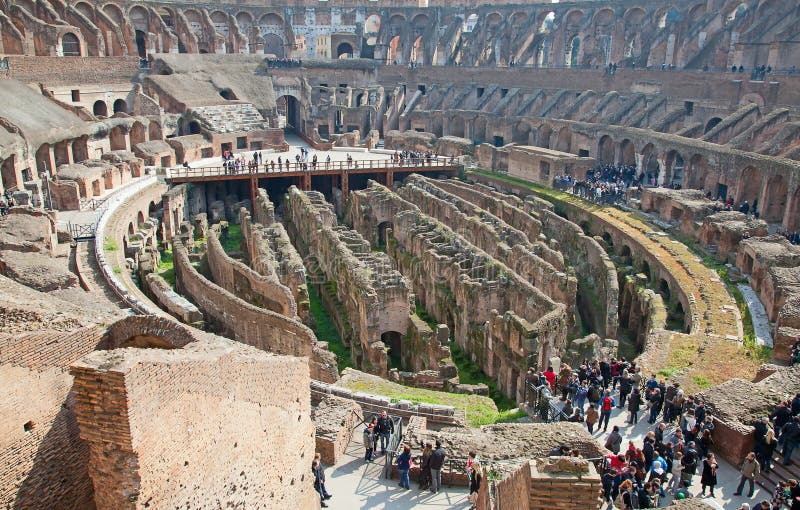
[602,397,613,411]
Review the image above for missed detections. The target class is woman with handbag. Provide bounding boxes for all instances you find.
[468,461,482,510]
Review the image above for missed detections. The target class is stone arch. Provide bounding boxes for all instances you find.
[512,121,532,145]
[364,14,381,46]
[336,42,354,59]
[128,221,135,235]
[276,94,301,131]
[593,8,616,29]
[74,2,94,20]
[259,12,284,26]
[755,0,780,18]
[137,210,145,226]
[620,245,632,263]
[388,35,401,64]
[601,232,614,248]
[555,127,572,153]
[109,125,127,151]
[564,9,585,27]
[538,11,555,33]
[597,135,615,163]
[686,154,709,190]
[704,117,723,133]
[377,221,393,248]
[382,330,404,369]
[35,144,51,175]
[623,7,646,25]
[640,143,660,182]
[736,166,762,205]
[54,141,70,167]
[762,174,787,222]
[61,33,81,56]
[640,260,651,280]
[464,13,479,33]
[134,29,147,59]
[665,150,685,186]
[410,36,423,64]
[537,124,552,149]
[130,122,146,147]
[740,93,765,107]
[449,116,466,138]
[263,33,284,58]
[148,121,162,140]
[102,3,124,24]
[619,139,635,166]
[485,12,503,28]
[659,279,671,301]
[412,13,429,28]
[656,6,681,28]
[725,2,748,22]
[93,100,108,117]
[113,99,128,114]
[129,5,149,31]
[509,11,528,29]
[566,36,581,67]
[235,11,253,33]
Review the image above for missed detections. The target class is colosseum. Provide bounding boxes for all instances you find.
[1,0,799,509]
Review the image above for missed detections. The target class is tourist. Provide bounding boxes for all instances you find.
[376,410,394,454]
[667,451,684,495]
[313,453,332,500]
[602,468,617,505]
[418,442,432,490]
[605,425,623,454]
[733,451,761,497]
[468,461,482,509]
[429,440,446,494]
[574,380,589,413]
[680,441,699,487]
[618,478,635,509]
[700,452,718,497]
[627,387,642,424]
[780,416,800,465]
[312,459,330,507]
[542,365,556,389]
[599,389,616,432]
[396,444,412,490]
[585,403,599,434]
[363,423,375,462]
[618,369,632,408]
[466,450,478,475]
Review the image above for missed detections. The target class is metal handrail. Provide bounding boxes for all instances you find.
[525,381,570,422]
[167,157,459,180]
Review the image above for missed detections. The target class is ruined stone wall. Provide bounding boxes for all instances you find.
[390,209,568,402]
[206,223,297,318]
[346,179,419,248]
[172,237,337,382]
[0,325,105,510]
[286,186,410,376]
[529,458,603,510]
[312,395,362,467]
[143,272,203,325]
[400,175,576,313]
[493,462,531,510]
[71,337,318,510]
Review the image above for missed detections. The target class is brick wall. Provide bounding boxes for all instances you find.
[172,237,337,382]
[0,325,105,509]
[491,462,531,510]
[206,224,297,318]
[312,395,362,466]
[7,56,141,85]
[71,338,319,509]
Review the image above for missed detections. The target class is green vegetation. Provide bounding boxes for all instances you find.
[414,301,438,329]
[112,266,122,274]
[307,278,352,372]
[692,374,712,389]
[157,247,175,287]
[220,224,243,254]
[340,377,526,427]
[104,237,118,252]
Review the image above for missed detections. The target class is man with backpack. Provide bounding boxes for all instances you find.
[599,389,616,432]
[680,441,699,487]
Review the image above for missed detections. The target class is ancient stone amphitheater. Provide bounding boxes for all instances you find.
[1,0,799,509]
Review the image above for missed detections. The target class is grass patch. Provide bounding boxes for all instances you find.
[691,375,712,389]
[339,377,517,427]
[414,301,438,329]
[157,247,175,287]
[220,224,242,254]
[450,342,518,412]
[104,237,118,252]
[308,278,351,372]
[112,266,122,274]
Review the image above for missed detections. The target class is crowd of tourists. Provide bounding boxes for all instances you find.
[0,190,15,215]
[266,57,302,68]
[392,149,439,166]
[554,163,640,205]
[527,358,800,509]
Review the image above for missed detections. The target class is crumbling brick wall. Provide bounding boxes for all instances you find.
[172,237,338,382]
[71,337,318,510]
[312,395,362,466]
[0,325,105,510]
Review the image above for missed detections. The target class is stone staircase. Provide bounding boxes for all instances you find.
[757,449,800,492]
[190,103,269,134]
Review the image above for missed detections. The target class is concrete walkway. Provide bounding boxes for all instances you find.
[592,393,773,509]
[738,282,774,347]
[322,430,469,510]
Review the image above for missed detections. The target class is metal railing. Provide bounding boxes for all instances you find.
[167,157,459,180]
[525,381,570,423]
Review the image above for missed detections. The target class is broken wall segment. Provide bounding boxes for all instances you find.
[172,236,338,382]
[70,337,318,510]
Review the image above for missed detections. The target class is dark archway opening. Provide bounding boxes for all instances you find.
[93,100,108,117]
[113,99,128,114]
[219,88,238,101]
[135,29,147,59]
[704,117,722,134]
[382,331,403,369]
[377,221,393,249]
[336,42,354,59]
[62,33,81,56]
[277,95,300,134]
[658,279,671,301]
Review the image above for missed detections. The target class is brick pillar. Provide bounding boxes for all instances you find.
[386,169,394,189]
[341,171,349,201]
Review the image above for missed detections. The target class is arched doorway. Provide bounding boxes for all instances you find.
[597,135,614,163]
[377,221,393,248]
[263,33,284,58]
[704,117,723,134]
[1,158,19,192]
[93,100,108,117]
[130,122,146,147]
[665,150,685,187]
[336,42,353,59]
[537,125,553,149]
[276,95,300,132]
[687,155,708,190]
[113,99,128,114]
[109,126,127,151]
[35,144,51,175]
[762,175,787,222]
[555,127,572,153]
[566,36,580,67]
[736,166,762,205]
[619,139,635,166]
[62,33,81,56]
[135,29,147,59]
[382,331,403,369]
[388,35,401,64]
[786,186,800,232]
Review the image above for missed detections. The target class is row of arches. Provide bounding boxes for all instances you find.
[92,99,128,117]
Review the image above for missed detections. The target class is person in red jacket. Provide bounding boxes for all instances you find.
[543,366,557,389]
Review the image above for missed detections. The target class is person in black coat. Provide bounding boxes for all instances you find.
[628,388,642,424]
[468,461,482,509]
[700,453,718,497]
